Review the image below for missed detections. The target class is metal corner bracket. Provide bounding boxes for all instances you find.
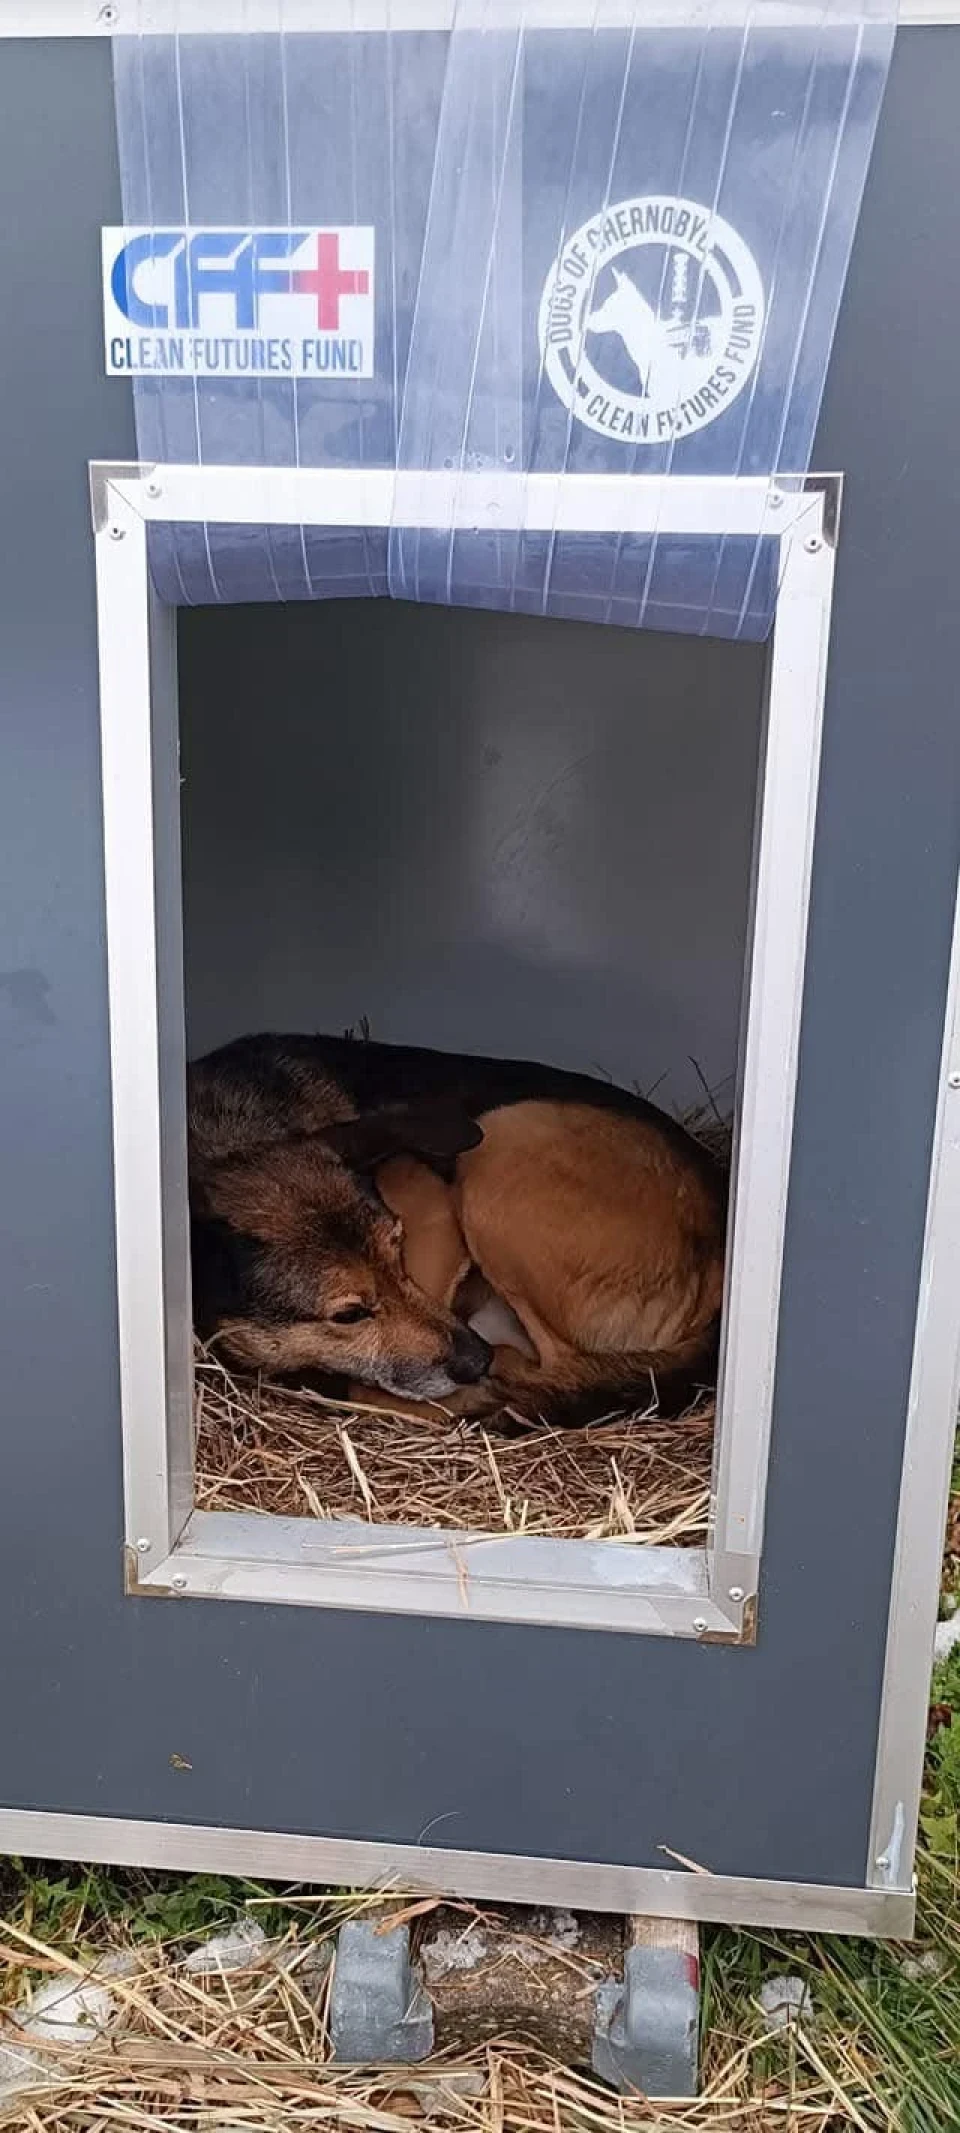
[801,472,844,548]
[702,1593,757,1647]
[89,461,156,534]
[123,1545,177,1598]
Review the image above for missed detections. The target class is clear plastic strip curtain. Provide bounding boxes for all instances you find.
[110,1,895,639]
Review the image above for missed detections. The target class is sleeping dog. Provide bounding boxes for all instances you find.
[188,1032,726,1427]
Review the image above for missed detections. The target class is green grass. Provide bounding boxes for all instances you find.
[697,1856,960,2130]
[0,1859,362,1991]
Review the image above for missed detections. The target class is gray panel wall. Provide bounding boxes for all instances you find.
[1,32,959,1897]
[179,600,765,1111]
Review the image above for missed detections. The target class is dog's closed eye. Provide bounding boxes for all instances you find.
[327,1301,374,1325]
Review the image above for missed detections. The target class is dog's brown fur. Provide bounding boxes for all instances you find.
[188,1033,726,1427]
[376,1101,724,1424]
[189,1108,494,1403]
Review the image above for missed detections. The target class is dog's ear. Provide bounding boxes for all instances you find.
[322,1101,483,1182]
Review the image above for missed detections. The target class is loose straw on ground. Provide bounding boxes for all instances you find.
[3,1874,955,2133]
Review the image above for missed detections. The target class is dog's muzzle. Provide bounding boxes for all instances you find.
[383,1327,493,1400]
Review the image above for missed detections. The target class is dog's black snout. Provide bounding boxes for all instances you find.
[448,1328,493,1385]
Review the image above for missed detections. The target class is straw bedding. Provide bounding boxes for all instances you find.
[193,1096,727,1545]
[194,1349,715,1544]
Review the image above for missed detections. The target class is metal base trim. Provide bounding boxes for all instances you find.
[0,1808,915,1939]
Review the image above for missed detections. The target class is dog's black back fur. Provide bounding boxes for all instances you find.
[188,1029,723,1193]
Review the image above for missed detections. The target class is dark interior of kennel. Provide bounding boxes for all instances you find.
[4,29,960,1898]
[178,601,767,1108]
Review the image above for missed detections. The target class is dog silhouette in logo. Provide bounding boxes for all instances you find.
[587,267,713,399]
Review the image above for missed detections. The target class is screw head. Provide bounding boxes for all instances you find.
[728,1585,745,1603]
[108,522,125,541]
[98,4,118,22]
[949,1071,960,1090]
[171,1573,188,1593]
[145,479,161,500]
[136,1536,151,1555]
[767,492,784,511]
[693,1615,708,1635]
[804,534,822,554]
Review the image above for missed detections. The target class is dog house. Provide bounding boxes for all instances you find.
[3,0,960,2074]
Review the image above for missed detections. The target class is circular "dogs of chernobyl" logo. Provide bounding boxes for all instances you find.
[538,196,764,444]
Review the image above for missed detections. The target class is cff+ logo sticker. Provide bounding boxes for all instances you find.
[102,226,375,379]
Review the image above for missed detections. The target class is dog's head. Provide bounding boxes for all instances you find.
[189,1101,492,1400]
